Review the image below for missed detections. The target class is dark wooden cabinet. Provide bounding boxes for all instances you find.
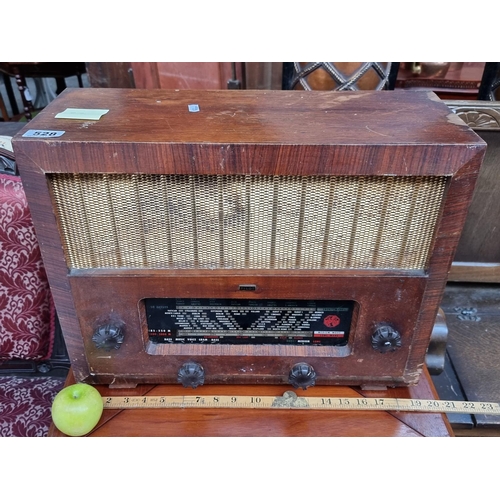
[446,101,500,282]
[130,62,244,90]
[396,63,486,100]
[13,89,485,389]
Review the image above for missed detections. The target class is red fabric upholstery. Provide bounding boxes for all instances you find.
[0,173,55,360]
[0,376,64,436]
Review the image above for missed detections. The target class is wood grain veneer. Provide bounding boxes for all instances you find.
[12,89,486,388]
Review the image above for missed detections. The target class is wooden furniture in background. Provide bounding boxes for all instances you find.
[0,92,9,121]
[435,283,500,436]
[86,62,135,88]
[282,62,398,91]
[87,62,284,91]
[49,367,453,437]
[446,101,500,283]
[83,63,496,97]
[478,62,500,100]
[0,62,86,120]
[396,63,486,100]
[130,62,245,90]
[245,62,282,89]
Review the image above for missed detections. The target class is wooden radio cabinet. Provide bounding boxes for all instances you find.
[13,88,485,388]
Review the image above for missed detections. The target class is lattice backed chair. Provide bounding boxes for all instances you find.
[0,135,69,377]
[282,62,400,91]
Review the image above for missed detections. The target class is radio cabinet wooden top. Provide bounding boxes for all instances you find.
[12,88,484,176]
[11,89,486,388]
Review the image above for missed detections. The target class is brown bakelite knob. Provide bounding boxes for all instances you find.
[92,324,124,350]
[371,324,402,353]
[177,362,205,388]
[288,362,317,390]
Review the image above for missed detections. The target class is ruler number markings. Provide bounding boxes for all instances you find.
[101,394,500,414]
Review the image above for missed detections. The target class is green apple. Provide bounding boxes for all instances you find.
[51,383,104,437]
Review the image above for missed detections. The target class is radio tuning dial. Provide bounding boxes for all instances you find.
[92,324,124,350]
[371,324,402,353]
[288,363,317,390]
[177,362,205,388]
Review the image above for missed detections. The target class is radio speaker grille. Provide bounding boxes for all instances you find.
[48,174,447,271]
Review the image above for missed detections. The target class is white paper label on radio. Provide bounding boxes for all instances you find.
[22,130,66,138]
[55,108,109,120]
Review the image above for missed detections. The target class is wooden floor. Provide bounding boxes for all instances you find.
[432,283,500,436]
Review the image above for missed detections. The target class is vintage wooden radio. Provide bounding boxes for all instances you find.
[13,88,485,389]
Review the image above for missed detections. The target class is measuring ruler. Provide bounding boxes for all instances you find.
[103,391,500,415]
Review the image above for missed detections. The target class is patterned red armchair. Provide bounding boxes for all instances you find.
[0,134,68,375]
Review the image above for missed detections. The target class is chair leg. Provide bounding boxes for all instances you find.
[2,73,19,116]
[478,62,500,101]
[55,77,67,95]
[13,71,34,121]
[0,92,9,121]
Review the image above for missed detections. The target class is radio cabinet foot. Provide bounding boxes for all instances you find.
[108,382,138,389]
[360,384,388,391]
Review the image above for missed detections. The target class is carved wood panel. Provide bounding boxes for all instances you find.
[447,101,500,282]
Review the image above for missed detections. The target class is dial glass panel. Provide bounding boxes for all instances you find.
[145,298,355,346]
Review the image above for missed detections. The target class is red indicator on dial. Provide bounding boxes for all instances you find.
[323,315,341,328]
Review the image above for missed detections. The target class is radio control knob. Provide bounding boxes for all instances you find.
[177,362,205,388]
[92,324,124,350]
[288,363,316,390]
[371,324,402,353]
